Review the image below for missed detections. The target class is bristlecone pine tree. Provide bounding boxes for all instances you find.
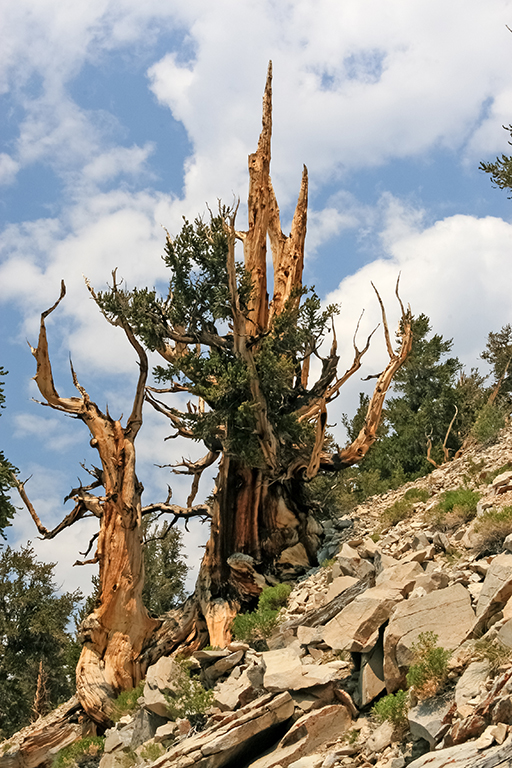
[14,63,412,727]
[96,63,413,649]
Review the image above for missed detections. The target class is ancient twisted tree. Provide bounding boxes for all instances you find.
[97,64,413,649]
[13,64,411,727]
[13,283,208,725]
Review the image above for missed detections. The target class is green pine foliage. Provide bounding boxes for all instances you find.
[95,210,337,473]
[406,632,451,699]
[165,659,214,727]
[111,682,145,722]
[142,515,188,616]
[475,506,512,554]
[371,689,409,727]
[471,402,506,443]
[480,125,512,196]
[52,738,105,768]
[0,545,82,740]
[0,368,17,540]
[329,315,489,512]
[231,584,291,645]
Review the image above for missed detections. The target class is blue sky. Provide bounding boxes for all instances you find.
[2,0,512,595]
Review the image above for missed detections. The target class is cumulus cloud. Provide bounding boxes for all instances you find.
[323,197,512,445]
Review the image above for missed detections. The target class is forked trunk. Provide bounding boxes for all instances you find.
[195,456,322,647]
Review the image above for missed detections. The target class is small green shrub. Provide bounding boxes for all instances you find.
[403,488,430,502]
[52,738,105,768]
[139,743,164,761]
[165,659,214,727]
[320,558,336,568]
[372,689,408,727]
[231,584,291,645]
[473,637,512,673]
[475,506,512,553]
[111,681,145,722]
[471,403,506,444]
[257,583,292,612]
[485,464,512,485]
[427,488,480,529]
[380,498,414,529]
[405,632,451,699]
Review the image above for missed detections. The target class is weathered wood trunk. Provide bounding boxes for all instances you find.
[76,429,159,724]
[16,284,160,726]
[195,456,321,647]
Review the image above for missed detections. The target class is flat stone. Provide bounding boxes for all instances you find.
[408,696,453,747]
[214,657,264,711]
[154,722,178,744]
[203,650,245,685]
[247,704,352,768]
[475,553,512,628]
[412,572,450,594]
[403,737,512,768]
[144,656,186,717]
[154,692,295,768]
[288,756,323,768]
[297,626,323,646]
[333,544,375,580]
[323,586,403,653]
[384,583,475,692]
[324,575,358,603]
[455,660,490,717]
[374,552,400,575]
[262,648,339,693]
[432,532,451,552]
[279,543,310,567]
[375,561,424,596]
[366,720,394,753]
[130,708,169,749]
[497,618,512,648]
[358,635,386,707]
[493,471,512,489]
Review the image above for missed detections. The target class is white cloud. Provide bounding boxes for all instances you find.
[0,153,19,185]
[324,200,512,445]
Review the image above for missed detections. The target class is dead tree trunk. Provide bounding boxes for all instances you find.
[14,283,159,725]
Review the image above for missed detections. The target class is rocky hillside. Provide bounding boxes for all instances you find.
[6,426,512,768]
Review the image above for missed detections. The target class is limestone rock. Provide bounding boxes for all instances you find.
[383,583,475,692]
[357,635,386,707]
[474,553,512,630]
[334,544,375,580]
[214,655,265,711]
[366,720,394,753]
[408,696,454,747]
[455,660,491,717]
[375,561,424,596]
[323,586,403,653]
[324,575,358,603]
[247,704,351,768]
[262,647,340,693]
[202,650,245,686]
[374,552,400,575]
[153,692,295,768]
[406,735,512,767]
[144,656,187,718]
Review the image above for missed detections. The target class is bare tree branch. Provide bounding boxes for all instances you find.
[12,474,94,539]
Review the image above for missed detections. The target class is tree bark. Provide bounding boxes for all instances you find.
[16,282,159,726]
